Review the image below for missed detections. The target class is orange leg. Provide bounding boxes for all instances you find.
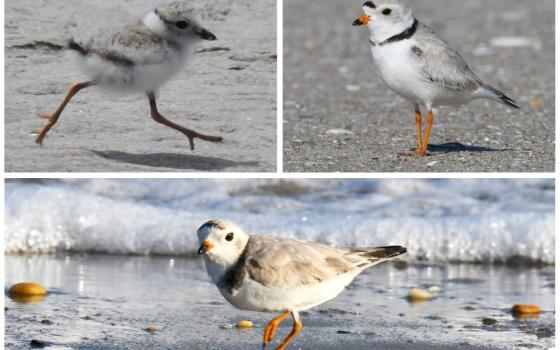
[418,109,434,156]
[36,81,95,145]
[415,107,423,151]
[275,311,302,350]
[147,91,223,151]
[405,107,424,157]
[263,311,291,347]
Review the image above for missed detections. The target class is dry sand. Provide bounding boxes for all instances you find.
[283,0,554,172]
[5,0,277,172]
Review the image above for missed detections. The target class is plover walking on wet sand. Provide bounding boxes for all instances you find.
[36,1,223,150]
[353,0,520,157]
[197,219,407,350]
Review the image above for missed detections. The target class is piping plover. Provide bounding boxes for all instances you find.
[197,219,407,350]
[353,0,520,156]
[36,1,223,150]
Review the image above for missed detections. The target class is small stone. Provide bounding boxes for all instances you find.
[146,326,157,334]
[346,85,361,92]
[407,288,432,301]
[482,317,497,325]
[236,320,253,329]
[30,339,52,348]
[40,319,53,325]
[221,323,233,329]
[9,282,47,296]
[327,129,355,137]
[512,304,541,316]
[530,98,542,107]
[428,286,440,294]
[535,328,553,338]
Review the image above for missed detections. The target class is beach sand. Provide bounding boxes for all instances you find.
[283,0,555,172]
[5,254,555,349]
[5,0,277,172]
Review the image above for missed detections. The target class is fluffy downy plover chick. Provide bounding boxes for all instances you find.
[36,1,222,150]
[197,219,407,350]
[353,0,520,157]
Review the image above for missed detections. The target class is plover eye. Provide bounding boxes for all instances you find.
[175,21,189,29]
[225,232,234,241]
[382,8,392,15]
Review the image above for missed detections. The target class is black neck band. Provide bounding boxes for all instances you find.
[370,19,419,47]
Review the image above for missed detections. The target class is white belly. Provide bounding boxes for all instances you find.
[371,42,473,108]
[219,271,360,313]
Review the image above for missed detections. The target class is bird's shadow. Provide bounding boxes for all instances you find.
[90,150,260,171]
[425,142,506,154]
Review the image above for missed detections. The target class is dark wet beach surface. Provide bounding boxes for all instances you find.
[5,254,555,349]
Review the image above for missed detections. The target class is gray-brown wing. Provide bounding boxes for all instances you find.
[244,236,364,289]
[74,22,171,66]
[411,23,479,91]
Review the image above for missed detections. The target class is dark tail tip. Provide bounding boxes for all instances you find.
[483,83,520,109]
[67,39,87,56]
[501,97,521,109]
[360,246,407,260]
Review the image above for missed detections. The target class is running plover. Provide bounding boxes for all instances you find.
[353,0,520,156]
[36,1,223,150]
[197,219,407,350]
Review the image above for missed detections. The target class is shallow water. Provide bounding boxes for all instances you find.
[5,254,555,349]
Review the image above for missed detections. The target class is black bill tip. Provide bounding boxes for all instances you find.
[197,245,205,255]
[198,28,217,41]
[352,18,363,26]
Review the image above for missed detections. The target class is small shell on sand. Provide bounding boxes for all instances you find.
[512,304,541,317]
[236,320,253,329]
[8,282,46,296]
[407,288,432,301]
[146,326,157,333]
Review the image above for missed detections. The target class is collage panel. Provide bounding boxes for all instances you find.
[4,179,555,349]
[5,0,277,173]
[283,0,554,172]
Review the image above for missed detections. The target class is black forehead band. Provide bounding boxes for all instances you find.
[363,1,376,8]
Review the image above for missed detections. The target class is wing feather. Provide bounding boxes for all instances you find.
[411,23,479,91]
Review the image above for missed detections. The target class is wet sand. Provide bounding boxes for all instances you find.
[283,0,555,172]
[5,255,555,349]
[5,0,277,172]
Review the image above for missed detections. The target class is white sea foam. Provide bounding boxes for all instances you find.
[5,179,554,263]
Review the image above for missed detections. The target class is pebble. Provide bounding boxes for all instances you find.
[482,317,497,325]
[428,286,440,294]
[236,320,253,329]
[512,304,540,316]
[326,129,355,137]
[41,319,53,325]
[535,328,553,338]
[146,326,157,334]
[8,282,46,296]
[345,85,361,92]
[489,36,532,48]
[221,323,233,329]
[407,288,432,301]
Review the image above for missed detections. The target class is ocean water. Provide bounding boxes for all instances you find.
[5,179,555,264]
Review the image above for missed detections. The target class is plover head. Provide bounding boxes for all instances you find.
[197,219,249,267]
[353,0,415,42]
[144,1,217,45]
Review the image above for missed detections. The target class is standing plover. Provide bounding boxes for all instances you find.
[353,0,519,156]
[36,1,223,150]
[197,219,407,350]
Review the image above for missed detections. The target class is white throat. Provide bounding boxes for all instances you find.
[143,10,167,37]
